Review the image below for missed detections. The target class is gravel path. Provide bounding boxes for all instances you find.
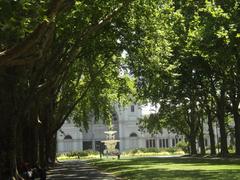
[47,160,118,180]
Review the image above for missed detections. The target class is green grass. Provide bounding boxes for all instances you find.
[87,157,240,180]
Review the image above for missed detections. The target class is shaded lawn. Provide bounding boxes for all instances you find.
[87,157,240,180]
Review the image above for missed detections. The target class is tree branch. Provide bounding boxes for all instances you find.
[0,0,74,66]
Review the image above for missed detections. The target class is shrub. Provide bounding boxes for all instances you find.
[166,147,178,154]
[131,149,140,154]
[138,148,161,153]
[58,150,99,158]
[176,141,189,153]
[83,149,99,156]
[228,145,235,154]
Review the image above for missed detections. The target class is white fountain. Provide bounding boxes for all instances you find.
[101,128,120,158]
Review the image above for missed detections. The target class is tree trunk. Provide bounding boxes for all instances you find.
[46,133,57,166]
[16,122,24,165]
[189,134,197,155]
[22,121,39,166]
[188,99,198,155]
[8,123,18,179]
[216,97,228,156]
[0,68,19,179]
[39,126,47,169]
[233,108,240,155]
[49,134,57,165]
[0,120,18,179]
[189,118,198,155]
[207,109,216,155]
[198,119,205,155]
[45,133,51,166]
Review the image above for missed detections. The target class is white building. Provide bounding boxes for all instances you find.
[57,104,185,153]
[57,121,83,152]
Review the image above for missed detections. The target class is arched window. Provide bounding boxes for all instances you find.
[129,132,138,149]
[64,135,73,152]
[129,132,138,137]
[64,135,72,140]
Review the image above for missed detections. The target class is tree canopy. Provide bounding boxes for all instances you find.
[1,0,240,179]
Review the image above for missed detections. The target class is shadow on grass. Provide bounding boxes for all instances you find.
[90,156,240,166]
[88,157,240,180]
[118,169,240,180]
[143,157,240,166]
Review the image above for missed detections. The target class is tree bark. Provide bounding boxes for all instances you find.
[0,68,19,179]
[0,0,73,66]
[207,109,216,155]
[189,134,197,155]
[39,126,47,169]
[233,108,240,155]
[0,120,18,179]
[189,112,198,155]
[22,121,39,166]
[45,133,57,166]
[0,94,17,179]
[49,134,57,165]
[198,119,205,155]
[216,93,228,156]
[188,98,198,155]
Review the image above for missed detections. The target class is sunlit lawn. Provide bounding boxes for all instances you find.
[87,157,240,180]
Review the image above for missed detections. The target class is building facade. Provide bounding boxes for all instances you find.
[57,104,213,153]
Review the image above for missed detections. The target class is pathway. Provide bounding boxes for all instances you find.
[47,160,119,180]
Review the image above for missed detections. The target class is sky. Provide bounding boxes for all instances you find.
[141,103,159,115]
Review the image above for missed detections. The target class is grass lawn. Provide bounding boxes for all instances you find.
[87,156,240,180]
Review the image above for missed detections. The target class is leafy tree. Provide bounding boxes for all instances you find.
[1,0,178,179]
[188,0,240,156]
[0,0,134,178]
